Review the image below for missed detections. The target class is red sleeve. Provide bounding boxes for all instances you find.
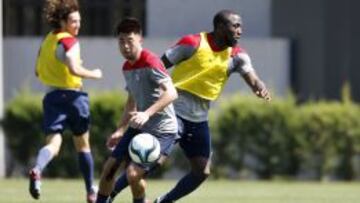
[175,34,201,48]
[145,51,169,76]
[123,49,169,76]
[231,45,246,57]
[58,37,78,52]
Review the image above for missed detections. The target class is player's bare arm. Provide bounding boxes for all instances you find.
[242,71,271,101]
[65,47,102,79]
[129,80,178,129]
[107,94,136,149]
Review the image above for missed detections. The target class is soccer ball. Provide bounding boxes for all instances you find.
[128,133,161,165]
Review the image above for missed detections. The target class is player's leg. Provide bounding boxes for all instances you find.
[155,157,210,203]
[69,91,96,203]
[155,117,211,203]
[110,132,176,202]
[29,90,66,199]
[109,172,128,199]
[73,131,97,203]
[96,128,140,203]
[110,133,176,201]
[109,157,163,202]
[127,163,147,203]
[96,157,121,203]
[29,133,63,199]
[33,133,63,172]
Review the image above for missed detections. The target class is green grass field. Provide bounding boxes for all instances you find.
[1,179,360,203]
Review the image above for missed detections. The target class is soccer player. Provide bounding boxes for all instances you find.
[95,18,178,203]
[109,9,271,203]
[29,0,102,202]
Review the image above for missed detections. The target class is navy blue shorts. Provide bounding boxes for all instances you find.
[42,90,90,136]
[177,116,212,158]
[111,128,177,168]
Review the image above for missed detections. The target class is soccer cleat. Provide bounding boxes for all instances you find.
[86,192,96,203]
[153,196,164,203]
[153,195,173,203]
[107,197,113,203]
[108,191,117,203]
[153,197,160,203]
[29,168,41,199]
[86,185,98,203]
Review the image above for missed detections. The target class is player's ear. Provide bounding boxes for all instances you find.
[60,20,67,30]
[219,22,227,30]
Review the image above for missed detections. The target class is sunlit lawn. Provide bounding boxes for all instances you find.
[1,179,360,203]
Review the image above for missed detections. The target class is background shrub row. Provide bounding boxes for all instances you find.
[3,91,360,180]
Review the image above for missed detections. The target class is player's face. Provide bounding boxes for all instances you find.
[63,11,81,36]
[222,14,242,47]
[118,32,143,61]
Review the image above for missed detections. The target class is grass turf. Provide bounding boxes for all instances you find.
[1,179,359,203]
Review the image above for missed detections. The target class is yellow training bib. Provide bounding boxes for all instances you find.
[36,31,82,88]
[172,32,231,100]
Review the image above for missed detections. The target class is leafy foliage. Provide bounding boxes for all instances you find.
[3,92,360,180]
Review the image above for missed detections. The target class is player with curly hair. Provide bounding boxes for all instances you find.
[29,0,102,202]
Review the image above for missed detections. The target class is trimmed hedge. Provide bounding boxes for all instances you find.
[3,91,360,180]
[212,96,298,179]
[213,95,360,180]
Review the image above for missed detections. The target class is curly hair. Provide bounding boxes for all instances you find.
[44,0,79,29]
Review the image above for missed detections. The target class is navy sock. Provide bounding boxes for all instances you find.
[78,152,94,193]
[111,172,128,198]
[133,197,145,203]
[162,172,207,202]
[96,193,109,203]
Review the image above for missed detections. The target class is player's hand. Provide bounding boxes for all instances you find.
[129,112,150,129]
[256,88,271,101]
[107,130,123,150]
[92,68,103,79]
[254,81,271,101]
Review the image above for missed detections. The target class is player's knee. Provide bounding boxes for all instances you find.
[46,144,61,156]
[126,166,143,183]
[73,134,91,152]
[203,169,211,178]
[199,170,210,179]
[139,179,147,188]
[192,168,210,179]
[191,165,211,178]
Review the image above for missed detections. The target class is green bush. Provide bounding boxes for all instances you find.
[2,92,43,176]
[212,95,360,180]
[213,95,298,179]
[294,102,360,180]
[3,91,360,180]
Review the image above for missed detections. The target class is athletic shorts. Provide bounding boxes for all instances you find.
[111,127,177,169]
[177,116,212,158]
[42,90,90,136]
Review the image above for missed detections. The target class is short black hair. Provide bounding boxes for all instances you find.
[115,17,142,36]
[213,9,240,30]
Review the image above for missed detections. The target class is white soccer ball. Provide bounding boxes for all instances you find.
[128,133,161,165]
